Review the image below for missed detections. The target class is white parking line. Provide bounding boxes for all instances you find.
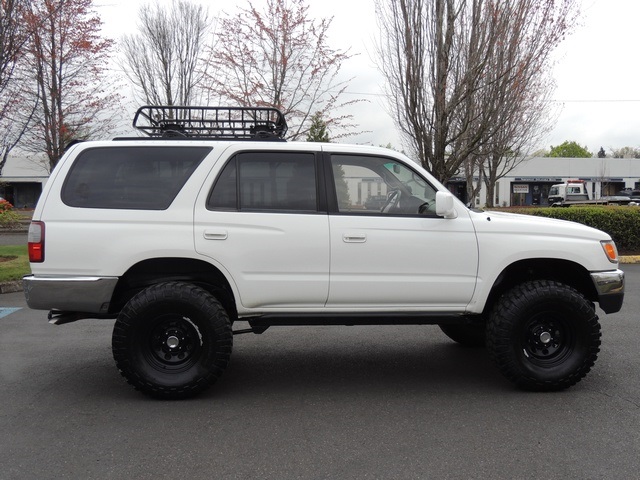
[0,307,21,318]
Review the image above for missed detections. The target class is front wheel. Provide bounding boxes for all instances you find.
[112,282,233,399]
[486,280,601,391]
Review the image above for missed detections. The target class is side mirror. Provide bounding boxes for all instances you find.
[435,191,457,219]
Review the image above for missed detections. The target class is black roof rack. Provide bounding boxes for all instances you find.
[131,106,288,140]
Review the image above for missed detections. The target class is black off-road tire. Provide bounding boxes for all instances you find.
[486,280,601,391]
[439,323,486,347]
[112,281,233,400]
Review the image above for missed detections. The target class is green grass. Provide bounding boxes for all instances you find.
[0,245,30,282]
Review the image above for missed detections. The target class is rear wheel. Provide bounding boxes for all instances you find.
[112,281,232,399]
[486,280,601,391]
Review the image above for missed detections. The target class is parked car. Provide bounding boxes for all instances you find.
[617,189,640,200]
[23,105,624,399]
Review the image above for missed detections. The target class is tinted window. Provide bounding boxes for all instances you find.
[62,146,211,210]
[208,152,317,211]
[208,158,237,209]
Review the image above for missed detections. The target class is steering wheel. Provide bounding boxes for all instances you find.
[418,200,434,215]
[381,189,401,213]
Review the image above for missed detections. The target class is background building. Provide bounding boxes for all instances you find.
[0,154,49,208]
[466,157,640,207]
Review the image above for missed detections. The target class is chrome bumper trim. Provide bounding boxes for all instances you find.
[590,270,624,314]
[591,270,625,296]
[23,275,119,314]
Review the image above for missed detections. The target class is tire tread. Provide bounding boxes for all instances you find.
[112,281,232,399]
[486,280,601,391]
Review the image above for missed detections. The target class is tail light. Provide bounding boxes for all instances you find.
[28,221,45,263]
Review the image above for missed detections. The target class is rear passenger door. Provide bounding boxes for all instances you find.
[194,149,330,309]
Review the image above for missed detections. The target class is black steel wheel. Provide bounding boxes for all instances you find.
[486,280,601,391]
[522,314,572,367]
[112,282,232,399]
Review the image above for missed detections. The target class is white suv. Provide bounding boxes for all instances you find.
[23,106,624,399]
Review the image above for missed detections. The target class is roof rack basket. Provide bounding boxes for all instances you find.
[132,106,288,140]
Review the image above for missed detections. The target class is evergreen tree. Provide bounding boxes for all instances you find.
[306,112,330,142]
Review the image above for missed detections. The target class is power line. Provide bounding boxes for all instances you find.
[553,99,640,103]
[336,89,640,103]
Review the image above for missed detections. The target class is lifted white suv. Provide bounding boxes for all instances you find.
[23,106,624,399]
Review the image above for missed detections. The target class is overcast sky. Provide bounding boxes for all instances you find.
[95,0,639,155]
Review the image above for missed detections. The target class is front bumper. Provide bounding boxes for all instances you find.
[591,270,625,314]
[23,275,119,314]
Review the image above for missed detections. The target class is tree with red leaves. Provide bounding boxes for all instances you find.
[207,0,360,141]
[21,0,120,171]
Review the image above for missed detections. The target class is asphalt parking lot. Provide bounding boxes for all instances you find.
[1,267,639,479]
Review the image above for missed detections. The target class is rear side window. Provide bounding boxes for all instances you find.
[207,152,317,212]
[62,146,211,210]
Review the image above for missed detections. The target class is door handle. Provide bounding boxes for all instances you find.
[343,233,366,243]
[203,230,228,240]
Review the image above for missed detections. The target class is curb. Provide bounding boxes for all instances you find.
[0,280,22,294]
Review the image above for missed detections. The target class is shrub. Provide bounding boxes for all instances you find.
[0,198,13,213]
[491,206,640,253]
[0,199,21,229]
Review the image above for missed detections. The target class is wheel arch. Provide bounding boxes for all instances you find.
[110,257,238,320]
[483,258,598,315]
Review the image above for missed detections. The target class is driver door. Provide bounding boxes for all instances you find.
[326,154,478,310]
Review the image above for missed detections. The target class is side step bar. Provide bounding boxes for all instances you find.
[232,312,477,335]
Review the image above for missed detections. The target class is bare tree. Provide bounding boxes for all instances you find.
[472,1,564,206]
[207,0,359,140]
[375,0,578,189]
[121,0,211,108]
[21,0,120,171]
[609,146,640,159]
[480,78,558,207]
[470,33,559,207]
[0,0,37,175]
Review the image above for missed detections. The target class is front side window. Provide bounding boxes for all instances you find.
[330,155,438,215]
[62,146,211,210]
[208,152,318,212]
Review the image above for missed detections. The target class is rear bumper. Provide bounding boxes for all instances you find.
[23,275,118,314]
[591,270,625,314]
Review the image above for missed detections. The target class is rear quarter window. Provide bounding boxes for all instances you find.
[61,146,211,210]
